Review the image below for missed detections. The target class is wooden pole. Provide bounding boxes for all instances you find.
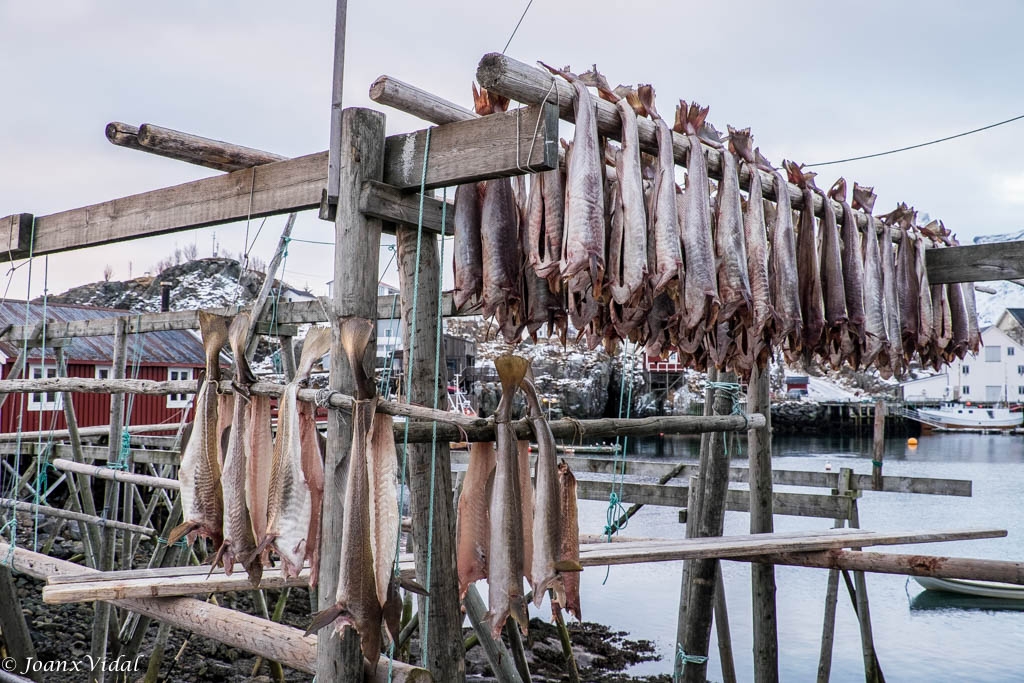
[90,317,128,683]
[747,364,779,683]
[321,0,349,220]
[0,350,27,410]
[740,548,1024,582]
[817,468,853,683]
[714,564,737,683]
[0,499,154,536]
[396,227,463,681]
[317,107,385,682]
[848,496,882,682]
[0,566,39,681]
[682,371,738,683]
[51,459,178,489]
[369,76,476,126]
[278,336,297,382]
[872,400,886,490]
[244,213,297,362]
[57,346,102,568]
[462,585,522,683]
[105,122,285,173]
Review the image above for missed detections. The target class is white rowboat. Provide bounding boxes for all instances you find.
[914,576,1024,600]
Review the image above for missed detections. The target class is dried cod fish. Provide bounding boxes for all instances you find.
[851,183,889,372]
[831,178,866,367]
[486,354,531,638]
[818,179,849,368]
[786,162,825,360]
[636,84,680,298]
[768,167,803,362]
[525,167,565,287]
[551,460,581,621]
[456,440,496,599]
[168,311,229,548]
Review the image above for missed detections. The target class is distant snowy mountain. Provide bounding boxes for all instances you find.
[970,231,1024,325]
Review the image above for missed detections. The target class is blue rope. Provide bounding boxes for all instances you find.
[707,381,744,455]
[390,127,432,681]
[674,646,708,682]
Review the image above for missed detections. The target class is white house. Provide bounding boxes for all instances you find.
[902,321,1024,405]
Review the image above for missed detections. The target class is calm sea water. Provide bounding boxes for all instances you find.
[540,432,1024,681]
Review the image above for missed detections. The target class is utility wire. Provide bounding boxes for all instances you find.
[502,0,534,54]
[806,112,1024,167]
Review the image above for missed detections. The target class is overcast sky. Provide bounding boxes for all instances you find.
[2,0,1023,301]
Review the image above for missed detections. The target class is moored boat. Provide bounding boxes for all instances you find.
[901,403,1023,431]
[914,576,1024,600]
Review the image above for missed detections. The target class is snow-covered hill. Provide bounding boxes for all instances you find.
[970,231,1024,325]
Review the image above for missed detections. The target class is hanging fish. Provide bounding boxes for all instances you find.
[786,162,825,361]
[258,326,331,585]
[943,233,973,360]
[525,165,565,287]
[551,460,581,622]
[213,313,262,584]
[675,102,720,354]
[456,440,496,599]
[893,206,921,364]
[636,84,682,300]
[168,311,229,548]
[876,208,904,375]
[708,124,751,370]
[366,411,400,612]
[831,178,866,367]
[768,167,803,362]
[541,63,606,296]
[851,183,889,372]
[308,319,382,669]
[818,180,849,368]
[453,182,484,310]
[486,354,530,638]
[519,174,565,342]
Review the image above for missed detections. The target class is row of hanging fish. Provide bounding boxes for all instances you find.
[452,70,980,377]
[170,312,331,588]
[455,354,583,638]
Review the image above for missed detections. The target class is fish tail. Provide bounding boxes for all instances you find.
[209,544,230,576]
[339,317,375,400]
[198,311,231,380]
[166,521,198,547]
[305,603,347,636]
[494,354,530,395]
[828,177,847,202]
[296,325,332,380]
[228,313,258,385]
[635,84,658,119]
[509,595,530,636]
[471,82,490,116]
[399,576,430,596]
[727,126,753,163]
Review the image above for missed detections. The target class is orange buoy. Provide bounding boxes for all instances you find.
[907,437,918,447]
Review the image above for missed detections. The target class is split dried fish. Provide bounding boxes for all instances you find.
[637,84,681,298]
[831,178,866,367]
[768,167,803,362]
[168,311,229,548]
[818,180,849,368]
[786,162,825,360]
[456,440,496,599]
[852,183,889,372]
[552,460,581,621]
[525,167,565,287]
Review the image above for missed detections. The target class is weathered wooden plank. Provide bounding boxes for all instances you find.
[51,458,178,489]
[575,479,851,520]
[0,567,38,681]
[41,528,1007,604]
[4,543,430,681]
[925,241,1024,284]
[382,103,557,191]
[450,452,972,497]
[361,180,453,235]
[0,498,155,536]
[0,214,34,259]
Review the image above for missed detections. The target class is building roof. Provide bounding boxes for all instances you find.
[0,300,207,365]
[1006,309,1024,327]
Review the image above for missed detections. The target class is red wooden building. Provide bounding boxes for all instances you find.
[0,301,210,433]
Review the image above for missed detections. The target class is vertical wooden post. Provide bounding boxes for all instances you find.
[90,317,128,683]
[463,585,523,683]
[0,349,27,410]
[317,107,385,682]
[848,495,881,682]
[817,467,853,683]
[747,363,779,682]
[397,229,464,681]
[57,346,102,568]
[278,336,297,382]
[0,565,39,681]
[714,563,737,683]
[320,0,349,221]
[682,370,738,683]
[871,400,886,490]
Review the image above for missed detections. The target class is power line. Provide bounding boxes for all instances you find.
[805,112,1024,167]
[502,0,534,54]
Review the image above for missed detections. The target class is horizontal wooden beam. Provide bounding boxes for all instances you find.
[0,498,156,536]
[361,180,453,235]
[40,527,1007,603]
[2,105,554,261]
[738,548,1024,584]
[106,122,288,173]
[473,454,971,497]
[0,423,180,444]
[2,543,430,681]
[369,75,477,126]
[574,479,850,520]
[51,458,178,489]
[925,241,1024,284]
[381,103,557,191]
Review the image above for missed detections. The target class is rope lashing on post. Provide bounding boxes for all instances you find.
[674,646,708,681]
[602,343,638,585]
[390,126,432,681]
[707,380,746,455]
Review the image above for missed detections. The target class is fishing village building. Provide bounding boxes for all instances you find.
[901,310,1024,405]
[0,300,210,432]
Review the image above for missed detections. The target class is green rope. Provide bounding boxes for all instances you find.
[674,646,708,682]
[421,186,448,660]
[390,127,432,681]
[602,343,638,584]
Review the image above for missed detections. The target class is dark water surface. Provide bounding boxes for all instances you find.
[548,432,1024,681]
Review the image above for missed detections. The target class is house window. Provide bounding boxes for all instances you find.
[963,366,970,375]
[986,346,1001,362]
[28,365,61,411]
[1018,366,1024,376]
[962,385,970,395]
[1010,347,1016,357]
[167,368,193,409]
[95,366,111,380]
[1018,386,1024,396]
